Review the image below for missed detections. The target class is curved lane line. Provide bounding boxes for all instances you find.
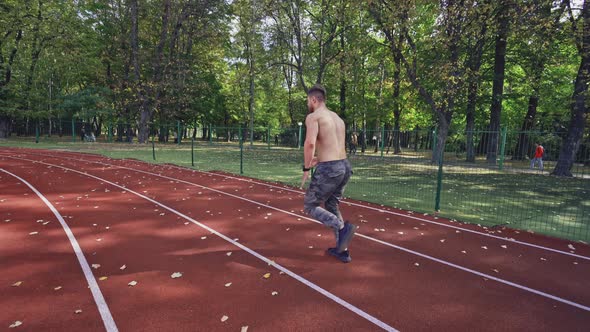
[2,156,398,331]
[0,168,119,332]
[5,154,590,313]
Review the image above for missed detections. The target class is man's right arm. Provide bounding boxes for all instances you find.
[304,115,318,168]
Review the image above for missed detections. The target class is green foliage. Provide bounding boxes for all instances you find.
[0,0,585,140]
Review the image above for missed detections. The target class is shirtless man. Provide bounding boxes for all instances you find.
[300,84,356,263]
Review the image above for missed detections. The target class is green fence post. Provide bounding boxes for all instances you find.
[71,119,75,143]
[209,124,212,145]
[152,126,156,161]
[239,126,244,175]
[191,135,195,167]
[267,125,271,150]
[380,125,385,158]
[499,126,507,170]
[298,122,303,149]
[35,122,39,143]
[177,121,181,145]
[432,128,437,156]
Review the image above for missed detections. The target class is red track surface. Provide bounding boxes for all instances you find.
[1,147,589,331]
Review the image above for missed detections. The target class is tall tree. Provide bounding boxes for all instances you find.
[463,1,492,162]
[486,0,514,164]
[0,0,24,137]
[552,0,590,176]
[370,0,469,162]
[512,0,567,160]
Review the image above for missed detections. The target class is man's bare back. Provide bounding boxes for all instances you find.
[304,108,347,163]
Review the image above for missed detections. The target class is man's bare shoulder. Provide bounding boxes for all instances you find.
[305,112,319,124]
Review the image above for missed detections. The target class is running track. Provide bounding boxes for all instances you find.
[1,147,589,331]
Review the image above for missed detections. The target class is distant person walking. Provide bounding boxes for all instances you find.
[349,132,358,155]
[530,143,544,171]
[300,84,356,263]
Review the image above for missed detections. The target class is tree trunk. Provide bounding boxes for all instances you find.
[23,0,45,109]
[512,94,538,160]
[434,112,453,163]
[552,0,590,176]
[464,19,486,163]
[465,83,476,162]
[247,41,255,146]
[0,115,11,138]
[486,1,510,164]
[393,33,403,154]
[512,0,557,160]
[339,33,346,120]
[130,0,146,143]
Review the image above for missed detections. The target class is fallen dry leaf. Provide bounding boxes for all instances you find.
[171,272,183,279]
[99,276,108,281]
[225,282,232,287]
[54,286,62,291]
[568,244,576,251]
[226,252,232,257]
[200,236,207,240]
[128,281,138,286]
[221,315,229,322]
[271,291,279,296]
[9,321,22,328]
[120,265,126,270]
[12,281,22,287]
[262,273,271,279]
[91,264,101,269]
[29,232,38,235]
[241,326,249,332]
[74,309,82,314]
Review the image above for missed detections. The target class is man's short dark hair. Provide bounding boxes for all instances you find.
[307,84,326,102]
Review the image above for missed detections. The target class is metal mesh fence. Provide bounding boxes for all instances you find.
[2,118,589,241]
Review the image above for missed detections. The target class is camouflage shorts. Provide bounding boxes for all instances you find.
[304,159,352,230]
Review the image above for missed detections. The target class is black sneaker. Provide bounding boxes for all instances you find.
[327,247,351,263]
[337,222,357,253]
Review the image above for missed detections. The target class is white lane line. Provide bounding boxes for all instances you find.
[11,150,589,261]
[9,155,590,312]
[0,168,119,332]
[3,157,397,331]
[355,233,590,312]
[160,163,590,261]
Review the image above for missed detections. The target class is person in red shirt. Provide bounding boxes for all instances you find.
[530,142,544,171]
